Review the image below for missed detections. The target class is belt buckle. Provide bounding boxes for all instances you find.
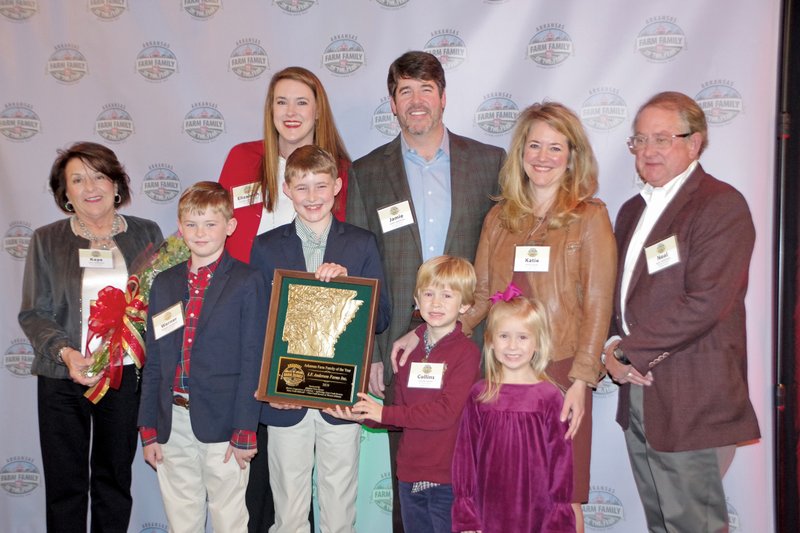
[172,395,189,409]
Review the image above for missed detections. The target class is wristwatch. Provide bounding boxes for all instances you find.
[613,347,631,365]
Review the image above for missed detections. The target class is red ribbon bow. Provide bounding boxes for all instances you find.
[84,276,147,404]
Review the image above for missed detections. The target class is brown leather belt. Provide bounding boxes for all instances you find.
[172,395,189,409]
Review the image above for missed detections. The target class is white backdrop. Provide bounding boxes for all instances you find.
[0,1,779,532]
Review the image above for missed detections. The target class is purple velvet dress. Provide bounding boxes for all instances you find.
[451,380,575,533]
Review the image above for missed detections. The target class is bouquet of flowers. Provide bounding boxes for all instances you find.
[83,234,190,403]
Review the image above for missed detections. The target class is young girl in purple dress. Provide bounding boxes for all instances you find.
[451,288,576,533]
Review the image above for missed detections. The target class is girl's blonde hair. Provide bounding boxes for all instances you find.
[478,296,554,402]
[496,102,598,232]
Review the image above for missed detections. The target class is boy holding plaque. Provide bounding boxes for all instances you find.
[326,255,481,533]
[137,182,268,533]
[249,145,391,533]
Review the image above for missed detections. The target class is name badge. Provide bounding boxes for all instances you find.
[377,200,415,234]
[407,361,444,389]
[231,182,263,210]
[514,245,550,272]
[79,248,113,269]
[151,302,185,340]
[644,235,680,274]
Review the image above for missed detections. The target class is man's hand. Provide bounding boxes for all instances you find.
[603,343,654,386]
[368,362,385,398]
[390,330,420,372]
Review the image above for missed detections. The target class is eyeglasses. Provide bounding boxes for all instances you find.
[626,132,692,152]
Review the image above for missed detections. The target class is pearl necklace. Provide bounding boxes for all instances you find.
[76,214,121,250]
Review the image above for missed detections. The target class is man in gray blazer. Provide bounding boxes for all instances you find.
[603,91,760,532]
[346,51,504,532]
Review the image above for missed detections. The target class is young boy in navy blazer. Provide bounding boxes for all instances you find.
[138,181,267,533]
[250,145,391,533]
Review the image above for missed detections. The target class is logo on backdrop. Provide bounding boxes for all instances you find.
[0,457,40,496]
[0,0,38,21]
[89,0,127,21]
[183,0,221,19]
[136,42,179,82]
[322,35,365,76]
[47,44,89,84]
[636,16,686,62]
[139,523,168,533]
[374,0,409,8]
[0,103,41,141]
[695,81,743,125]
[593,375,617,397]
[95,103,134,143]
[274,0,315,14]
[370,473,394,513]
[580,88,628,131]
[183,102,225,142]
[424,30,467,71]
[142,164,181,204]
[474,93,519,136]
[727,499,741,531]
[372,97,400,138]
[583,486,625,529]
[229,38,269,80]
[4,339,34,377]
[3,221,33,260]
[528,23,573,67]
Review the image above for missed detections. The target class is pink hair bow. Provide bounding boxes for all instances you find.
[489,282,523,304]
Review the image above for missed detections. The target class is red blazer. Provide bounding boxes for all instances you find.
[217,140,349,263]
[610,164,760,452]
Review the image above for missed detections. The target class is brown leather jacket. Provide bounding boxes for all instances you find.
[463,199,617,386]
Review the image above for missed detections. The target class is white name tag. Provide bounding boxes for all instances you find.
[79,248,113,269]
[644,235,681,274]
[514,245,550,272]
[407,361,444,389]
[377,200,415,234]
[151,302,185,340]
[231,182,263,210]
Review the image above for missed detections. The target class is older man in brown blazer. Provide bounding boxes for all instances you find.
[346,51,504,532]
[603,91,760,533]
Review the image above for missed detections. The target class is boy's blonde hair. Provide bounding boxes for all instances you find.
[479,296,555,402]
[285,145,338,185]
[178,181,234,221]
[414,255,476,307]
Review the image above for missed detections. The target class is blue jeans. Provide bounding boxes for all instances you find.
[398,481,454,533]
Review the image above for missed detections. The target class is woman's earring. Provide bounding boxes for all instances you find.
[114,193,122,205]
[65,201,74,212]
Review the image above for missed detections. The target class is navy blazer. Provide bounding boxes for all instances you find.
[250,216,391,427]
[137,251,267,443]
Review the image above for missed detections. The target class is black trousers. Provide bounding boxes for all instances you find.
[246,423,275,532]
[37,365,140,533]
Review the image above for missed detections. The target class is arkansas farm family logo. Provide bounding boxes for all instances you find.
[474,93,519,136]
[3,221,32,260]
[0,457,40,496]
[372,97,400,138]
[580,88,628,131]
[0,0,38,21]
[4,338,34,377]
[370,473,394,513]
[583,486,625,529]
[424,30,467,70]
[0,102,41,141]
[95,103,134,143]
[322,35,365,76]
[695,81,743,125]
[142,164,181,204]
[89,0,127,21]
[274,0,316,14]
[229,38,269,80]
[47,44,89,84]
[136,41,178,82]
[183,102,225,142]
[636,16,686,62]
[527,23,573,67]
[183,0,221,19]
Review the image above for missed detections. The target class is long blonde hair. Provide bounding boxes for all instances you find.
[497,102,598,232]
[257,66,350,212]
[478,296,555,403]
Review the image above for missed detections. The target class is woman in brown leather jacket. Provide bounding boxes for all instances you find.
[462,102,617,531]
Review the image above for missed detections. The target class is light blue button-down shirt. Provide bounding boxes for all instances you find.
[401,130,452,261]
